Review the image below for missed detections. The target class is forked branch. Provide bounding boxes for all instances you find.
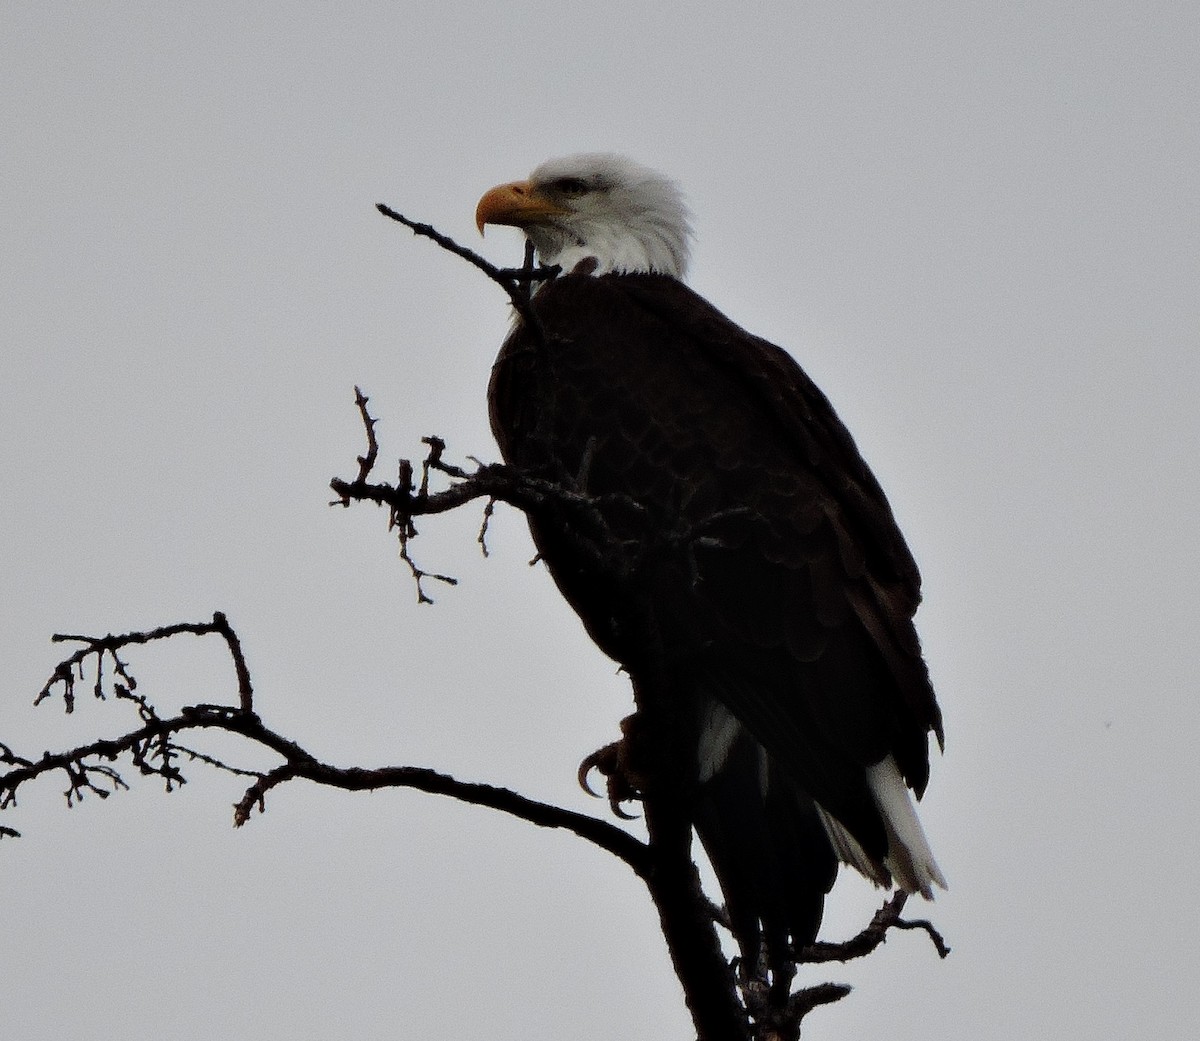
[2,616,649,877]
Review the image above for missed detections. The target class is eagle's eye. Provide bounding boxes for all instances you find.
[549,176,591,197]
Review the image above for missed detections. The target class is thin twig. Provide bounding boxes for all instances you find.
[798,891,950,963]
[38,615,251,713]
[374,202,557,340]
[353,385,379,484]
[477,497,496,557]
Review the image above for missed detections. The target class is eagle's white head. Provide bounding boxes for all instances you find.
[476,153,693,279]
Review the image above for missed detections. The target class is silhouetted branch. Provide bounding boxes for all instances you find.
[374,203,558,332]
[798,891,950,964]
[641,739,751,1040]
[330,392,658,609]
[783,983,854,1034]
[35,612,254,715]
[3,618,649,877]
[351,385,379,484]
[725,892,951,1038]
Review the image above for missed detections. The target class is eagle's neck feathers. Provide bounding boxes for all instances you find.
[526,215,689,279]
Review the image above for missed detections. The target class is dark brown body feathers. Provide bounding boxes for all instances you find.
[489,271,941,959]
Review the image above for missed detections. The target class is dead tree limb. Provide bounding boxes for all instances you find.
[2,615,649,877]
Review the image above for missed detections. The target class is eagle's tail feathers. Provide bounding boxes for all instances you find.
[816,756,947,898]
[868,755,947,897]
[814,804,893,889]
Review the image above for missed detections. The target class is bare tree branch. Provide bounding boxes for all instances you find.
[3,618,650,878]
[798,891,951,964]
[36,612,254,715]
[374,203,558,334]
[350,384,380,485]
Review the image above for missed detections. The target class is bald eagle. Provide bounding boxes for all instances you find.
[476,153,945,969]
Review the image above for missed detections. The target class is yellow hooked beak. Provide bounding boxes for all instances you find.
[475,179,571,235]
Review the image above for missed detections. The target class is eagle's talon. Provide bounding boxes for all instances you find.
[578,731,644,819]
[576,745,612,798]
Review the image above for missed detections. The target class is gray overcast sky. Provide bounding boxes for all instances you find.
[3,2,1198,1038]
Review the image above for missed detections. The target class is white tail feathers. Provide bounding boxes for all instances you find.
[817,755,947,898]
[868,756,947,897]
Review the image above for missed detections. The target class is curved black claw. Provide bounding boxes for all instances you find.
[578,727,644,821]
